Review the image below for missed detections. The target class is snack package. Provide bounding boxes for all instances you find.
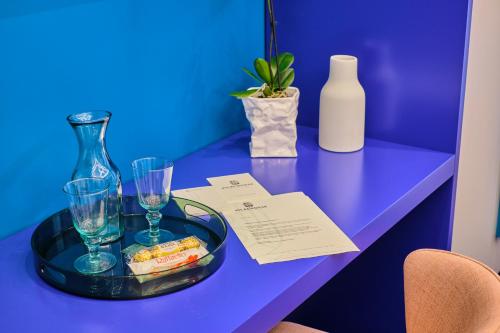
[131,236,203,263]
[123,236,212,283]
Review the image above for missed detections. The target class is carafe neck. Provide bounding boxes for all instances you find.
[72,121,107,154]
[67,111,112,177]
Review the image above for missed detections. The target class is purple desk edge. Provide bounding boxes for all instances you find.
[0,126,454,333]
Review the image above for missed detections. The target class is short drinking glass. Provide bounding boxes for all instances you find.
[132,157,174,246]
[63,178,117,274]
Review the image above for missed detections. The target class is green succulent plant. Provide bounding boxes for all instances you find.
[231,53,295,99]
[231,0,295,99]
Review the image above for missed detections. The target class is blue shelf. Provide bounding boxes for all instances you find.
[0,126,454,332]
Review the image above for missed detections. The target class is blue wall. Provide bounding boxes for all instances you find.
[272,0,469,153]
[0,0,263,239]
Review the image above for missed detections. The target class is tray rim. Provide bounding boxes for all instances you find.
[30,196,228,279]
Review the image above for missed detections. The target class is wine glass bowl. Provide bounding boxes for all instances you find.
[132,157,174,246]
[63,178,117,274]
[139,194,165,211]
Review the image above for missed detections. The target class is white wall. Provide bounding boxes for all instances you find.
[452,0,500,271]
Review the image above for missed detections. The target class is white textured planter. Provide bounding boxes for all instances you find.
[242,87,299,158]
[319,55,365,152]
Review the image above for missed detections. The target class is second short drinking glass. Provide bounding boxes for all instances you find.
[132,157,174,246]
[63,178,117,274]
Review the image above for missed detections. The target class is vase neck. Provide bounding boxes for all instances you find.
[329,55,358,82]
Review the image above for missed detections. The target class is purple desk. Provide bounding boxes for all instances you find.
[0,126,454,332]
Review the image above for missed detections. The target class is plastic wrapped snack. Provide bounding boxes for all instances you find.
[132,236,203,263]
[124,236,212,283]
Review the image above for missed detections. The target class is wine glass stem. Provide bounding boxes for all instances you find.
[146,210,162,239]
[84,237,100,263]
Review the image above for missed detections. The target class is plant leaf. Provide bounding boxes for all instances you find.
[272,68,294,90]
[280,68,295,89]
[242,68,264,83]
[230,89,259,99]
[254,58,271,84]
[271,52,294,75]
[263,85,272,97]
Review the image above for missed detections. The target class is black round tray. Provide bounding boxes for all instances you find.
[31,196,227,299]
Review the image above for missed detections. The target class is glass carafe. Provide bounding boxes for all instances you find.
[67,110,123,243]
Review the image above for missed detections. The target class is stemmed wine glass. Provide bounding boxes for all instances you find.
[63,178,117,274]
[132,157,174,246]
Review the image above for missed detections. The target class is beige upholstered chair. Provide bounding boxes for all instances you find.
[270,249,500,333]
[404,249,500,333]
[269,321,326,333]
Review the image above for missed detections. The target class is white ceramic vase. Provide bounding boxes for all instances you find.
[242,87,299,158]
[319,55,365,152]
